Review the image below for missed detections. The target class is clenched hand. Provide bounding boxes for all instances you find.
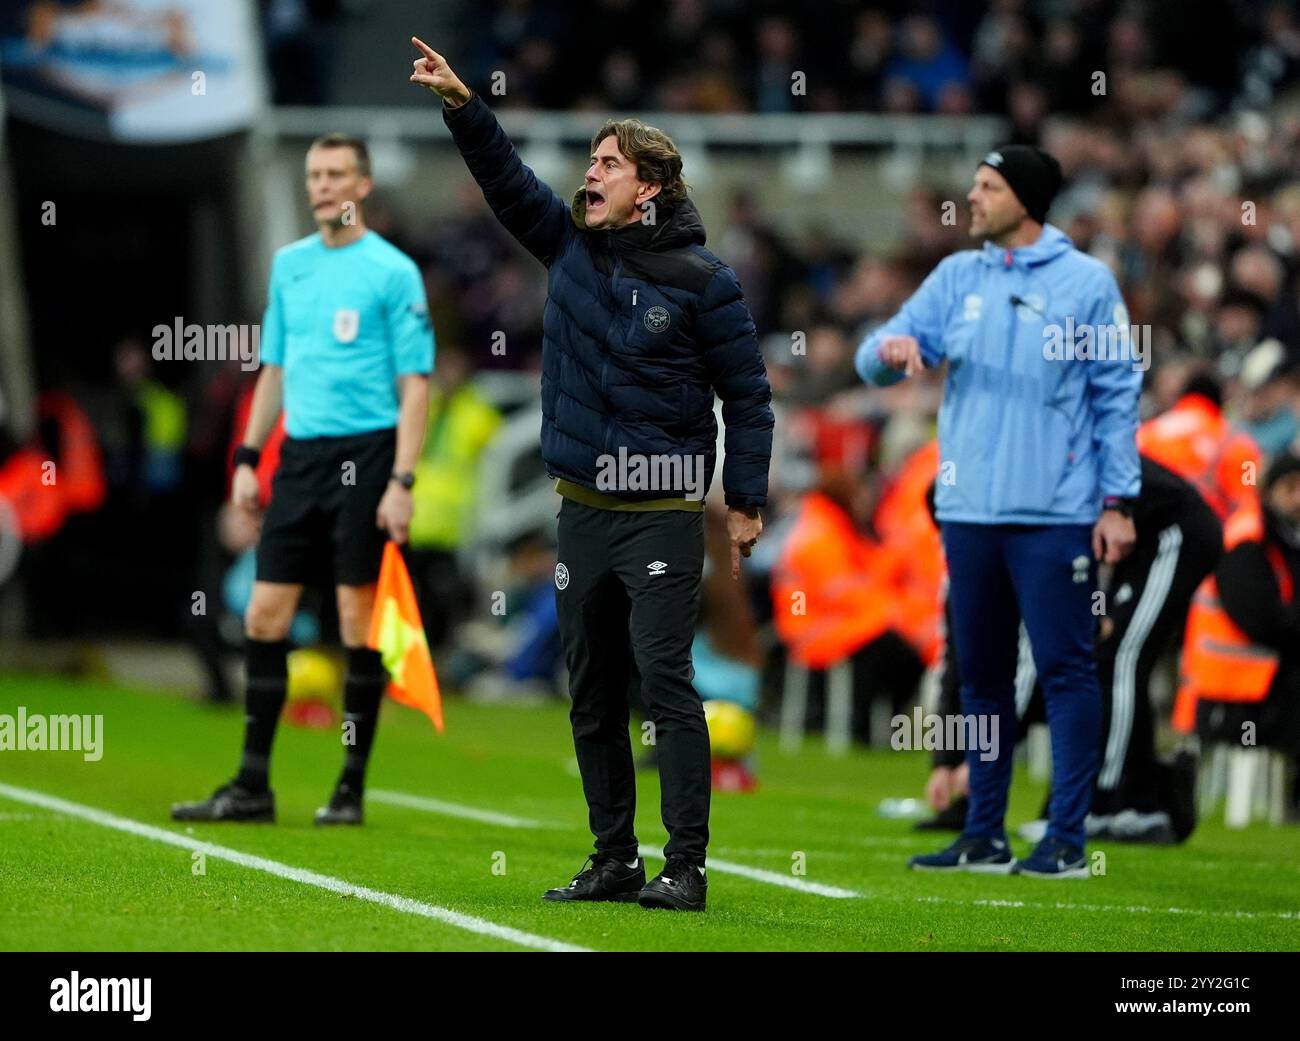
[728,506,763,579]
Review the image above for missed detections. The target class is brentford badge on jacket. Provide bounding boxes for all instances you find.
[643,306,670,333]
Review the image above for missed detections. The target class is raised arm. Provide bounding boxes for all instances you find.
[854,257,954,386]
[410,36,569,265]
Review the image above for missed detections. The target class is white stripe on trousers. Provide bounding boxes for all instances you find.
[1013,623,1037,717]
[1098,523,1183,790]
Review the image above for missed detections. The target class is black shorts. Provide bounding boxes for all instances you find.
[256,427,395,587]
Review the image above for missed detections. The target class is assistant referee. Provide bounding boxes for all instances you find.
[173,133,434,826]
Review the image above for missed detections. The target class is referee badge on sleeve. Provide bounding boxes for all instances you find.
[333,308,360,343]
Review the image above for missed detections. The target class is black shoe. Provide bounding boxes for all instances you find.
[638,855,708,911]
[542,855,646,903]
[914,795,969,832]
[314,783,363,826]
[171,781,274,823]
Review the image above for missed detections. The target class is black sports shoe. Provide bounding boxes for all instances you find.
[543,855,646,903]
[314,783,363,826]
[171,781,274,823]
[638,855,708,911]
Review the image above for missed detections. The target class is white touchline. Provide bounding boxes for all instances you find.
[0,783,588,953]
[638,844,860,899]
[370,788,861,899]
[913,894,1300,923]
[367,789,548,829]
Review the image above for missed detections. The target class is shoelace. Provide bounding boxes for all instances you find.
[659,857,698,885]
[568,856,599,885]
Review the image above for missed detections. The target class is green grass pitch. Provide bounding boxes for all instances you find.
[0,674,1296,951]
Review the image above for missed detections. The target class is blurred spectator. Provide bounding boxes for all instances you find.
[883,15,970,113]
[451,529,562,702]
[261,0,340,105]
[771,465,931,743]
[407,343,503,650]
[1175,451,1300,767]
[1137,372,1262,523]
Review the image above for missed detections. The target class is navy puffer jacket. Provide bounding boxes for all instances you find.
[443,94,774,507]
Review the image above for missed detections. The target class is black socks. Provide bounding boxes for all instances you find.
[236,638,289,792]
[338,647,387,795]
[234,642,387,798]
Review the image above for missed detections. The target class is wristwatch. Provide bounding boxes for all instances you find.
[1102,496,1136,518]
[390,471,416,490]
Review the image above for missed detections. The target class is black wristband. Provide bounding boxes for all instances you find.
[233,445,261,470]
[391,471,416,490]
[1102,496,1135,518]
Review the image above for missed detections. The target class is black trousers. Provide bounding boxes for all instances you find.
[555,498,709,864]
[1093,507,1221,812]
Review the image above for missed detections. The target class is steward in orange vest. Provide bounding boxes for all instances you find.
[872,440,944,666]
[0,391,107,544]
[1174,451,1300,753]
[772,468,925,742]
[1137,375,1261,523]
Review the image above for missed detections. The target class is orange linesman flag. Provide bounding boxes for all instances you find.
[367,541,444,733]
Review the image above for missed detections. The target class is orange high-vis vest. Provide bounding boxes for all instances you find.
[40,391,107,515]
[773,491,900,670]
[1172,501,1292,733]
[1137,394,1260,522]
[873,440,944,665]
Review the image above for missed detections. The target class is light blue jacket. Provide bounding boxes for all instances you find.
[856,225,1141,525]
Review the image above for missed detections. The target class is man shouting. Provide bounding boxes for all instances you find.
[411,37,773,911]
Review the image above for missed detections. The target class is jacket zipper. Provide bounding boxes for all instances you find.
[602,258,623,399]
[988,284,1020,516]
[599,256,623,456]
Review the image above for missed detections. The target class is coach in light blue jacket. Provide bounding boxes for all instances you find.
[857,146,1142,877]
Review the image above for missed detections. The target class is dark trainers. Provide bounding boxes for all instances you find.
[1012,837,1089,878]
[543,855,645,903]
[638,856,707,911]
[171,781,274,823]
[314,783,363,826]
[909,835,1013,873]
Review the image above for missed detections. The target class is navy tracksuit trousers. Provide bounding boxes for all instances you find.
[941,521,1101,850]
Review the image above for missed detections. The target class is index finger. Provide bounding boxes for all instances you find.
[411,36,441,63]
[730,540,740,580]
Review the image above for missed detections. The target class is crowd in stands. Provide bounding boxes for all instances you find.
[454,0,1298,116]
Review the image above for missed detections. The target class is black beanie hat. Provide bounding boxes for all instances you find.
[1265,450,1300,490]
[978,145,1064,224]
